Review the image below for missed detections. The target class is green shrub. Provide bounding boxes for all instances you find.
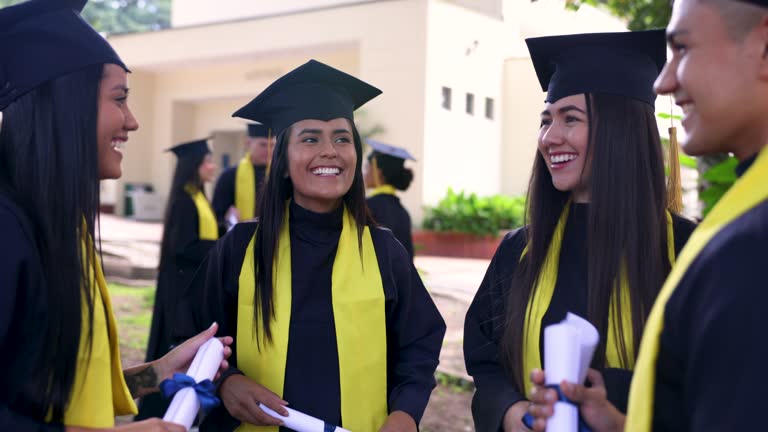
[422,188,526,237]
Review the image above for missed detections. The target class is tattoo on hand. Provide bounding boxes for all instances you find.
[125,364,158,398]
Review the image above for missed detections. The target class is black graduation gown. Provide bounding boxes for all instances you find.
[463,204,697,432]
[181,202,446,431]
[367,194,414,259]
[211,163,267,229]
[0,193,65,432]
[136,192,217,420]
[652,155,768,431]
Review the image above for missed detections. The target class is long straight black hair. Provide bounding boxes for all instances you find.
[251,120,373,344]
[501,93,671,390]
[0,64,104,421]
[158,151,209,270]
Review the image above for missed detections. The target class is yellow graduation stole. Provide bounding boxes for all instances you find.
[626,147,768,432]
[236,205,388,431]
[368,184,397,198]
[185,184,219,241]
[522,202,676,396]
[62,238,137,427]
[236,155,256,221]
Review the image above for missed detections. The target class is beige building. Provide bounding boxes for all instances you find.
[105,0,627,222]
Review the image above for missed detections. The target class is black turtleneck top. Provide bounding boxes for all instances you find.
[463,203,697,432]
[185,200,446,431]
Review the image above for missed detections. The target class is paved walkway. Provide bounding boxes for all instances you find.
[97,214,491,382]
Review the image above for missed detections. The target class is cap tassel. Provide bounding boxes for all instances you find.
[666,125,683,213]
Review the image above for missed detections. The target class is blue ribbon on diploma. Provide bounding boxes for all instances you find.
[160,373,221,413]
[522,384,592,432]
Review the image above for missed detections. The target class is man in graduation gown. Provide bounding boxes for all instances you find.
[212,123,271,230]
[526,0,768,430]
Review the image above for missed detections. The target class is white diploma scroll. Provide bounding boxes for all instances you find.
[260,404,351,432]
[163,337,224,430]
[543,312,599,432]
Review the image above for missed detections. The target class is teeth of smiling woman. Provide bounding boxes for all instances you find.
[312,167,340,175]
[112,141,124,151]
[551,154,576,164]
[681,103,693,114]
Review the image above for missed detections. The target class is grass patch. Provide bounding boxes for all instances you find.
[108,283,155,353]
[435,371,474,393]
[109,283,155,308]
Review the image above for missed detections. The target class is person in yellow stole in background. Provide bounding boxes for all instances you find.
[138,139,220,421]
[183,60,446,432]
[213,123,273,231]
[0,1,232,430]
[527,0,768,430]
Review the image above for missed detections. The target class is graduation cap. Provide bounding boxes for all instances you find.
[0,0,128,111]
[247,123,270,138]
[737,0,768,7]
[367,139,416,162]
[232,59,382,136]
[166,138,211,160]
[525,30,666,106]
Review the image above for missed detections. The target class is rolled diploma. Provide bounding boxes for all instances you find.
[226,212,238,231]
[543,313,599,432]
[259,404,351,432]
[564,312,599,384]
[163,337,224,430]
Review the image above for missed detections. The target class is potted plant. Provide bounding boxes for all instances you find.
[415,189,526,259]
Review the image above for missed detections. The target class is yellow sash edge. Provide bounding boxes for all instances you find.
[185,185,219,241]
[236,156,256,221]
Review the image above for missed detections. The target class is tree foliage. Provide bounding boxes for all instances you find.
[565,0,672,30]
[0,0,171,34]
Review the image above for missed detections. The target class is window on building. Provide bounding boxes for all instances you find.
[466,92,475,115]
[485,97,495,120]
[442,87,452,110]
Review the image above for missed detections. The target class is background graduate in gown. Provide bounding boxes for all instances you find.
[363,140,416,259]
[137,138,219,420]
[181,59,446,432]
[212,123,271,230]
[527,0,768,430]
[0,1,231,430]
[462,30,696,432]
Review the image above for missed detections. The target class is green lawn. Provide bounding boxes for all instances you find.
[108,283,155,353]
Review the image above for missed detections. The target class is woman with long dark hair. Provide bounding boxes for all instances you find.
[463,30,697,432]
[138,139,219,420]
[0,1,230,430]
[363,140,416,259]
[185,60,445,432]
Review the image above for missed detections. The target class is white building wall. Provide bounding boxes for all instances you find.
[421,0,507,207]
[501,57,543,197]
[172,0,376,27]
[110,0,430,218]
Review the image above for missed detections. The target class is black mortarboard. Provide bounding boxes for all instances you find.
[247,123,270,138]
[232,59,382,136]
[167,138,211,160]
[367,139,416,161]
[737,0,768,7]
[0,0,128,111]
[525,30,666,106]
